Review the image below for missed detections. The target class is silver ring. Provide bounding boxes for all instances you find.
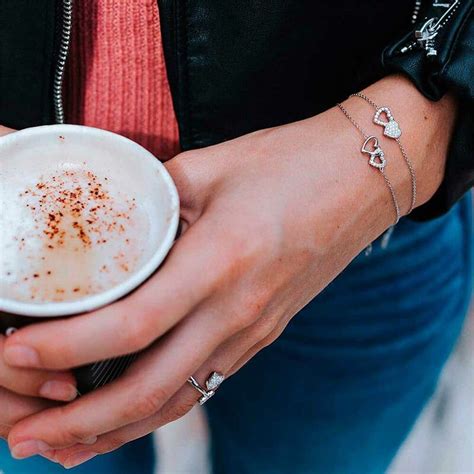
[187,371,225,405]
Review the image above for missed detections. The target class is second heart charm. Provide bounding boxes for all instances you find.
[361,136,387,170]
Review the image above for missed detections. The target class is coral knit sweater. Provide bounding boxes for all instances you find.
[65,0,180,161]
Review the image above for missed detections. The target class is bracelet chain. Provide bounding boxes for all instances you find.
[351,92,417,214]
[337,102,401,225]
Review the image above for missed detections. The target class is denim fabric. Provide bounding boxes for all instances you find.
[1,193,472,474]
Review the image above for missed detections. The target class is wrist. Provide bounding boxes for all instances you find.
[358,75,457,207]
[326,73,456,248]
[296,108,398,254]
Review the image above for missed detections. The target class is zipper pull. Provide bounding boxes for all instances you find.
[399,0,460,57]
[415,17,439,56]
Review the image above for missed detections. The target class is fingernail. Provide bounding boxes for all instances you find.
[39,381,78,402]
[4,345,40,367]
[11,440,52,459]
[64,451,96,469]
[40,451,59,463]
[81,436,98,445]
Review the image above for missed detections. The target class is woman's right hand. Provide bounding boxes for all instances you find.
[1,125,78,450]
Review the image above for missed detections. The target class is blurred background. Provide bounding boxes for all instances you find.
[154,299,474,474]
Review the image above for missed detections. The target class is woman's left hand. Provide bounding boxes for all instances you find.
[3,76,453,469]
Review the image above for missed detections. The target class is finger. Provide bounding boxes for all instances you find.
[50,318,275,469]
[4,216,225,370]
[8,301,246,452]
[0,387,54,440]
[0,336,77,402]
[1,385,94,460]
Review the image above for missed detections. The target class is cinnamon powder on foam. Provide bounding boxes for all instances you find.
[3,166,148,303]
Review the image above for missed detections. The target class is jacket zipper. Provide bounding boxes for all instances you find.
[53,0,73,124]
[400,0,460,56]
[411,0,423,24]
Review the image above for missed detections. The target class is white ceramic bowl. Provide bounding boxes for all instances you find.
[0,125,179,317]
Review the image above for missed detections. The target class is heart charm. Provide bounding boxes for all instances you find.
[383,119,402,139]
[374,107,402,139]
[206,372,225,391]
[361,136,386,170]
[369,152,386,169]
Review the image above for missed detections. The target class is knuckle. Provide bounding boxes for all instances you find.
[234,290,272,332]
[215,235,256,281]
[99,436,127,454]
[227,307,252,332]
[54,407,90,445]
[52,345,77,369]
[252,317,276,341]
[61,427,90,446]
[120,309,156,351]
[249,291,271,318]
[131,386,169,420]
[225,232,262,264]
[234,309,258,331]
[256,320,285,351]
[160,400,194,423]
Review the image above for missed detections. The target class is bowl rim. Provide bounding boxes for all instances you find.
[0,124,180,317]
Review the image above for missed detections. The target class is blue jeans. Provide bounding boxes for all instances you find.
[2,194,472,474]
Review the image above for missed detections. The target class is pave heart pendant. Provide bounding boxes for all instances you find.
[374,107,402,139]
[206,372,225,391]
[361,136,386,169]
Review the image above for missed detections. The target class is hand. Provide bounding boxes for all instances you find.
[2,76,456,468]
[0,126,79,459]
[0,124,77,403]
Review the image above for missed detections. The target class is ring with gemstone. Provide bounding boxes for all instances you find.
[187,371,225,405]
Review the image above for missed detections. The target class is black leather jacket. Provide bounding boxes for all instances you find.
[0,1,472,220]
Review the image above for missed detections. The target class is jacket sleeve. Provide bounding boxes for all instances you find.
[382,0,473,221]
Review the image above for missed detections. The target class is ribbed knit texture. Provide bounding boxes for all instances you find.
[65,0,180,161]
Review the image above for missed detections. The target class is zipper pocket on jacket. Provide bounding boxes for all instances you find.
[53,0,73,124]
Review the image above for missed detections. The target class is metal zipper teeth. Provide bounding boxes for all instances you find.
[53,0,73,124]
[412,0,423,24]
[400,0,460,54]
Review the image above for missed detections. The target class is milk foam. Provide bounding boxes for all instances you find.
[0,165,151,303]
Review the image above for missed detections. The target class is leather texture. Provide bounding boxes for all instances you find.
[383,0,473,100]
[157,0,415,149]
[0,0,57,128]
[383,0,474,219]
[0,0,472,220]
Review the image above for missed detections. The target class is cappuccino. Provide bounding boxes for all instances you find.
[0,125,179,317]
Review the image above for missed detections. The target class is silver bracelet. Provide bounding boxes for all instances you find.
[350,93,417,214]
[337,102,401,225]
